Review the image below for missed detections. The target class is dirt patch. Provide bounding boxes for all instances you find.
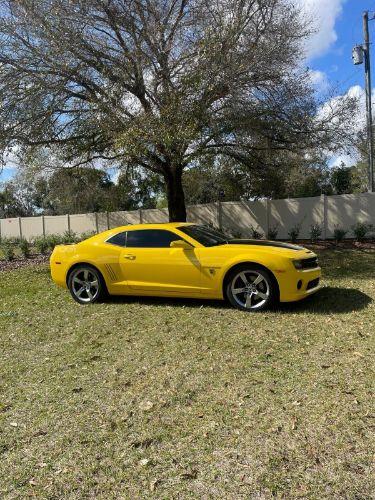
[0,254,50,272]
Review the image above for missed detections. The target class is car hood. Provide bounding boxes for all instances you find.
[222,239,315,258]
[228,239,305,251]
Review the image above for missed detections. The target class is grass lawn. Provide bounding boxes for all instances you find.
[0,248,374,498]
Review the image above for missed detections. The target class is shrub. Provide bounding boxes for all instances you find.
[77,231,96,242]
[352,222,374,242]
[33,236,49,255]
[250,225,263,239]
[61,230,78,244]
[0,239,15,261]
[288,223,301,243]
[310,224,322,243]
[333,227,347,244]
[267,224,279,240]
[45,234,63,251]
[19,238,31,258]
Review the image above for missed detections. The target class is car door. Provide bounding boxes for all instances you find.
[119,229,204,294]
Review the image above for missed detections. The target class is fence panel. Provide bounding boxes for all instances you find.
[0,218,21,239]
[327,193,375,238]
[20,216,43,240]
[44,215,68,236]
[269,196,324,240]
[142,208,169,223]
[221,200,267,237]
[108,210,140,228]
[69,213,97,234]
[187,203,218,226]
[2,193,375,241]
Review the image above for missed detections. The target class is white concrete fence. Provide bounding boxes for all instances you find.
[1,193,375,241]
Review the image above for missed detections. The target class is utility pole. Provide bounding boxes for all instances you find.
[353,12,375,192]
[363,11,374,192]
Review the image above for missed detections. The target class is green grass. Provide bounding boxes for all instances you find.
[0,249,374,498]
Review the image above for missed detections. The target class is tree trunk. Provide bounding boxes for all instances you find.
[164,167,187,222]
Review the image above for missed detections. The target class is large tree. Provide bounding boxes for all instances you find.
[0,0,356,221]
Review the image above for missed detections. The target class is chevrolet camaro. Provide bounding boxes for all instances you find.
[50,223,321,311]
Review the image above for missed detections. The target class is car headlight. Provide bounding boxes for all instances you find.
[292,259,304,270]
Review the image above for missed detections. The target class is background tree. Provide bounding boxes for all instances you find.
[32,168,116,214]
[330,164,353,195]
[115,168,163,210]
[0,180,35,217]
[0,0,357,221]
[0,165,164,216]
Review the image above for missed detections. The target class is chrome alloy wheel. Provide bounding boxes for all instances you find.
[230,270,270,310]
[70,268,99,303]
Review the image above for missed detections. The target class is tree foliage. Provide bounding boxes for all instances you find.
[0,179,35,218]
[3,166,162,215]
[0,0,358,220]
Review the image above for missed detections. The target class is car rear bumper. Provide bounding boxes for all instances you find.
[50,247,71,288]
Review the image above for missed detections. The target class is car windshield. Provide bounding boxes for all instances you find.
[178,224,229,247]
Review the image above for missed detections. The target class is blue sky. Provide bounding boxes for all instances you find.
[0,0,372,182]
[306,0,369,93]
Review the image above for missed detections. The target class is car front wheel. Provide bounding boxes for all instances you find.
[226,266,276,312]
[68,265,105,304]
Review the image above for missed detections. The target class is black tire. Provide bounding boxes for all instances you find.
[67,265,106,305]
[225,265,277,312]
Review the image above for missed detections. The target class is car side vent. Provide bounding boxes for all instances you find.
[104,264,117,281]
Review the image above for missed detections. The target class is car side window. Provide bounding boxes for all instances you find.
[126,229,180,248]
[106,231,127,247]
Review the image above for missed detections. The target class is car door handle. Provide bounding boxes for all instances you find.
[123,254,136,260]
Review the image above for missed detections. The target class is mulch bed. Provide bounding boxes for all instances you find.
[302,240,375,251]
[0,254,50,272]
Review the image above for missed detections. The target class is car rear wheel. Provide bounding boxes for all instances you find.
[68,265,105,304]
[226,266,276,312]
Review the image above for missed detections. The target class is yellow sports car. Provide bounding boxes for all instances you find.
[50,223,321,311]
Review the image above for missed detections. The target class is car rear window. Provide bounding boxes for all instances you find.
[106,231,127,247]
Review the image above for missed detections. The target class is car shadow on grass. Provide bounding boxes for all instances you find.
[277,286,372,314]
[105,286,372,314]
[105,294,232,310]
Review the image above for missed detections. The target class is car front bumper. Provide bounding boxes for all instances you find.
[276,267,322,302]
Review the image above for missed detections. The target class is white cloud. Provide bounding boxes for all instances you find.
[297,0,345,60]
[318,84,374,168]
[329,153,359,168]
[308,69,329,92]
[317,84,371,131]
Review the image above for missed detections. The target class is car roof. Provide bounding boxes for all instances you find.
[112,222,194,231]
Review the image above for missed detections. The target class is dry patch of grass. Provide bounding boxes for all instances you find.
[0,249,374,498]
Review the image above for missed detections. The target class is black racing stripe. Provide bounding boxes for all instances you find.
[228,239,307,251]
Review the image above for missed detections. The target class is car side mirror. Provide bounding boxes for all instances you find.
[170,239,193,250]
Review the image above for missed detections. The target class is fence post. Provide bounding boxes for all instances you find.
[217,201,222,230]
[139,209,143,223]
[41,215,45,238]
[18,217,23,239]
[67,214,71,233]
[322,194,328,240]
[106,211,110,230]
[95,212,99,233]
[266,199,270,238]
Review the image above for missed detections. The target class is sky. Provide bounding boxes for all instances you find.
[0,0,372,182]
